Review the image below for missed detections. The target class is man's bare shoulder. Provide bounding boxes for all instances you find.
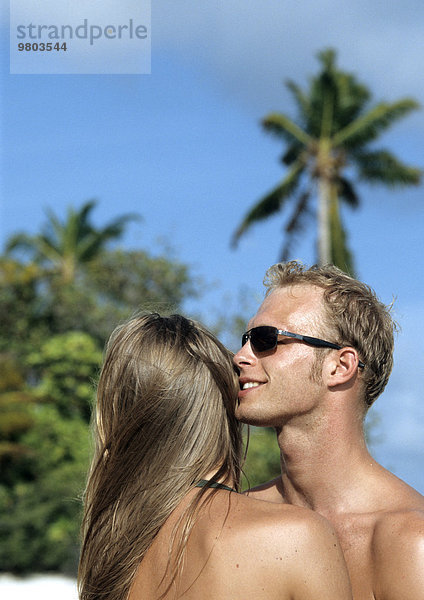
[242,476,285,503]
[351,477,424,600]
[373,476,424,542]
[229,488,329,533]
[372,505,424,600]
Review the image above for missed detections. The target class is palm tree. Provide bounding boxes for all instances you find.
[231,49,421,274]
[6,200,140,284]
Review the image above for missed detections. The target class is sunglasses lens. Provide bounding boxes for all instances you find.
[250,326,278,352]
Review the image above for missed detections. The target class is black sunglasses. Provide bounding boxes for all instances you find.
[242,325,365,368]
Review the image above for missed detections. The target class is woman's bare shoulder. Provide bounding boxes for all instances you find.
[200,492,352,599]
[135,491,352,600]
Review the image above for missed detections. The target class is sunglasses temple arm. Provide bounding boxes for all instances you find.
[302,335,365,368]
[300,335,341,350]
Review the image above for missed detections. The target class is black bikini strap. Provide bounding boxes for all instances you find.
[195,479,236,493]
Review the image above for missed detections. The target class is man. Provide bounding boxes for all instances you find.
[234,261,424,599]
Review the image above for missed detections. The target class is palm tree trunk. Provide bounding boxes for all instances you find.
[318,178,331,265]
[61,256,76,284]
[329,191,355,276]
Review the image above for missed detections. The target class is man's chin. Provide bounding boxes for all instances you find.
[235,407,276,428]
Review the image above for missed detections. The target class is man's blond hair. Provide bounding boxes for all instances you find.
[264,261,396,408]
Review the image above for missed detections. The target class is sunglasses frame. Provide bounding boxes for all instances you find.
[242,325,365,369]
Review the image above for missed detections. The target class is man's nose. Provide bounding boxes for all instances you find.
[233,339,256,369]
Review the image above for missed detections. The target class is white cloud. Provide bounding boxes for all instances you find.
[152,1,424,121]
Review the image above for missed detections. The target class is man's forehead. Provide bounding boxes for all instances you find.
[249,284,325,329]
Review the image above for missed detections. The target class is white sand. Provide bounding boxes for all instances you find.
[0,574,78,600]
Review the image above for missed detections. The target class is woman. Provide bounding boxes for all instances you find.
[78,313,352,600]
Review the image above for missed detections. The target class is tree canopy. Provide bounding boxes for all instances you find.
[0,201,274,576]
[6,199,140,284]
[0,202,198,574]
[232,49,422,274]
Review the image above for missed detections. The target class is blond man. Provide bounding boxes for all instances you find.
[234,261,424,599]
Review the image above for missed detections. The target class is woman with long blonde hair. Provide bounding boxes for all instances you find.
[78,313,352,600]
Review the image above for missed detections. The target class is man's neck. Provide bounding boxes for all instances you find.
[276,408,378,516]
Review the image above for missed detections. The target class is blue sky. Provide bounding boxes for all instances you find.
[1,0,424,492]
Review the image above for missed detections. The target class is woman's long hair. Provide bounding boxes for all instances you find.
[78,313,243,600]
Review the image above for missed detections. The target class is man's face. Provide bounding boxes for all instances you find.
[233,284,329,427]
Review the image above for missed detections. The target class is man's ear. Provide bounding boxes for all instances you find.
[326,347,361,388]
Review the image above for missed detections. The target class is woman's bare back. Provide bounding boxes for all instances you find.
[129,489,352,600]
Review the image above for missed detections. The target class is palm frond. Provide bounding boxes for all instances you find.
[337,176,360,208]
[74,212,141,262]
[262,113,312,146]
[308,49,339,137]
[355,149,422,186]
[37,234,62,261]
[100,213,142,240]
[78,199,97,223]
[5,232,61,266]
[280,191,311,261]
[286,80,310,121]
[231,161,305,246]
[281,143,304,166]
[330,69,370,131]
[317,48,337,70]
[301,50,370,137]
[6,200,141,283]
[333,99,420,148]
[44,207,64,239]
[5,233,35,254]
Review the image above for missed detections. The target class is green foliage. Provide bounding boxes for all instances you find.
[0,203,203,575]
[6,199,141,284]
[204,285,261,351]
[0,398,36,490]
[0,252,197,351]
[86,248,197,316]
[28,332,102,422]
[242,428,281,489]
[0,258,50,358]
[232,48,421,274]
[0,345,92,575]
[0,357,36,487]
[0,405,89,574]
